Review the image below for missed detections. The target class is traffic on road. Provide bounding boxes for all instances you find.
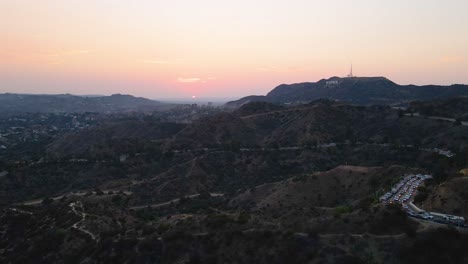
[380,174,465,227]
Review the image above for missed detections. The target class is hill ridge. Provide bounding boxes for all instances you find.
[0,93,162,113]
[226,76,468,108]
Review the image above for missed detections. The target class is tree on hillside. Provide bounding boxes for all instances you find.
[398,109,404,118]
[42,197,53,205]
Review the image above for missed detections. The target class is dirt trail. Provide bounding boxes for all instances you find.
[20,190,133,206]
[69,202,98,241]
[405,113,468,126]
[129,193,224,210]
[8,208,33,215]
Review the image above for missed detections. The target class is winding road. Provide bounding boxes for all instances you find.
[20,190,133,206]
[129,193,224,210]
[69,201,98,241]
[405,113,468,126]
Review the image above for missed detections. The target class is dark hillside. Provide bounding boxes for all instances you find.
[226,77,468,107]
[0,93,163,113]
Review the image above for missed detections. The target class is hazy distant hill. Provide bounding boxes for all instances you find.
[0,93,163,113]
[226,77,468,108]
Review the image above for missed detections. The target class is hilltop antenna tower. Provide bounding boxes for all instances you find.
[347,64,354,78]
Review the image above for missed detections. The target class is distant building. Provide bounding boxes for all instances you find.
[346,64,355,78]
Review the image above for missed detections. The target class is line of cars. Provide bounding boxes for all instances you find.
[427,212,465,226]
[380,174,466,227]
[380,174,431,205]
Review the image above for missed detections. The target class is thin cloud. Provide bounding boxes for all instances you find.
[440,55,464,64]
[47,50,90,56]
[177,77,202,83]
[42,50,90,64]
[71,50,90,54]
[142,58,183,65]
[257,66,281,72]
[177,77,216,83]
[48,61,63,65]
[288,66,305,72]
[257,66,304,72]
[33,50,90,61]
[143,60,172,65]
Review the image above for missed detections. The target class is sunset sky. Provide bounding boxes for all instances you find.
[2,0,468,99]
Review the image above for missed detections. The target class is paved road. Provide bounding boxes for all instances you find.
[409,216,468,233]
[21,190,133,206]
[382,174,466,228]
[405,113,468,126]
[8,208,33,215]
[129,193,224,210]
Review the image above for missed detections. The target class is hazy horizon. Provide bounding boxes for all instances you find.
[2,0,468,98]
[2,74,468,102]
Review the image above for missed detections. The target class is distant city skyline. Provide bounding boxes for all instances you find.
[2,0,468,98]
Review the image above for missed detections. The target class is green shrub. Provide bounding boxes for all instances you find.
[335,205,353,215]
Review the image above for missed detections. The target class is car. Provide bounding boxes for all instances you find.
[419,213,433,220]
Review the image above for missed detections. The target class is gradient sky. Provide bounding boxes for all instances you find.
[1,0,468,99]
